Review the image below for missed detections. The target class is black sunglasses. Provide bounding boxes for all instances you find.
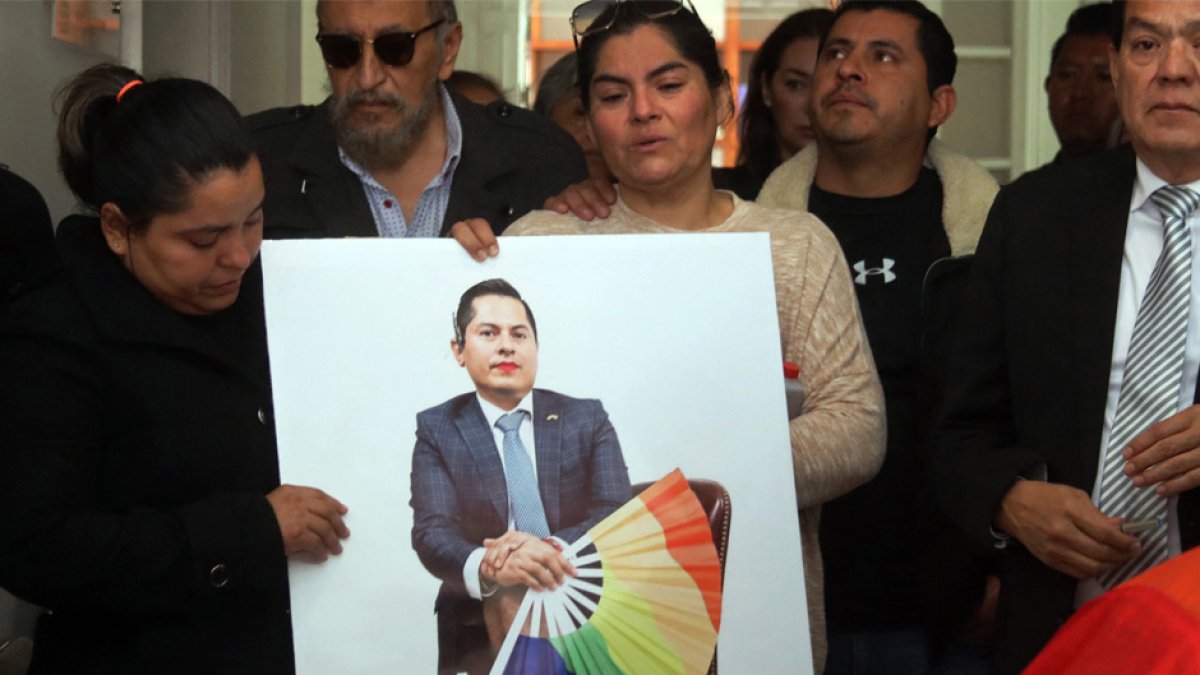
[570,0,697,48]
[316,19,445,69]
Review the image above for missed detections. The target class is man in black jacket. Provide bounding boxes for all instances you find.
[248,0,587,241]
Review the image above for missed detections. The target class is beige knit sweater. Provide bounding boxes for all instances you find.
[506,193,886,673]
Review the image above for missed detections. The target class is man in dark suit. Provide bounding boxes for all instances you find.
[410,278,631,672]
[930,1,1200,672]
[248,0,587,240]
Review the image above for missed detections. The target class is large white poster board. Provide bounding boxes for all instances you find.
[262,235,810,674]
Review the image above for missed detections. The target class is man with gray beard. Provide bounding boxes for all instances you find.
[249,0,587,240]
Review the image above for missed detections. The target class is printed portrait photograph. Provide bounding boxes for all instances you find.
[261,235,810,674]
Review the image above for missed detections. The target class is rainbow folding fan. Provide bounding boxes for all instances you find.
[490,469,723,675]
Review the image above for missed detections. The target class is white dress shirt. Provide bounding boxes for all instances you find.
[462,392,537,599]
[1077,160,1200,605]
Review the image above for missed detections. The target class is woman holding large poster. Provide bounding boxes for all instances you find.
[453,2,885,670]
[0,64,348,672]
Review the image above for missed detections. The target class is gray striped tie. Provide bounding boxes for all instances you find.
[1098,185,1200,588]
[496,411,550,538]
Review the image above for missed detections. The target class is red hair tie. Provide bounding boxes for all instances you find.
[116,79,143,103]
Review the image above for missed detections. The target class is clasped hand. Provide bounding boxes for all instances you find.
[480,531,575,592]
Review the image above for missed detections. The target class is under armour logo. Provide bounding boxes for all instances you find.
[853,258,896,285]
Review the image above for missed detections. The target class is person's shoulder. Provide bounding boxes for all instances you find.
[981,146,1132,236]
[928,139,999,208]
[457,96,581,156]
[245,103,321,133]
[416,392,478,425]
[505,209,590,237]
[727,199,848,277]
[927,139,997,190]
[533,388,604,416]
[2,223,93,351]
[758,145,818,209]
[3,265,74,331]
[734,198,839,245]
[245,103,325,147]
[1007,144,1133,196]
[0,165,53,243]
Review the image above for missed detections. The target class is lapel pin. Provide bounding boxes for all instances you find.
[546,414,559,421]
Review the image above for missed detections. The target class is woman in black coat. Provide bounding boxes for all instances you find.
[0,64,349,674]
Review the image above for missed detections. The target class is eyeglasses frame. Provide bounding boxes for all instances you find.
[315,18,446,69]
[569,0,699,50]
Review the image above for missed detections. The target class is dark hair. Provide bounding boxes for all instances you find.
[427,0,458,45]
[534,52,580,117]
[427,0,457,25]
[576,3,726,109]
[1049,3,1113,66]
[316,1,458,44]
[317,0,458,25]
[1111,0,1128,50]
[55,64,253,232]
[830,0,956,142]
[830,0,957,94]
[735,9,834,180]
[454,278,537,347]
[446,70,506,103]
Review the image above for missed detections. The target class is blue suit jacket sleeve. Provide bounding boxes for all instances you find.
[409,398,485,588]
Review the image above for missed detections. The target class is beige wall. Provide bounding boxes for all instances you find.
[0,2,110,225]
[231,0,305,115]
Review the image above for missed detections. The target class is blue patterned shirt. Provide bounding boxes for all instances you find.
[338,84,463,238]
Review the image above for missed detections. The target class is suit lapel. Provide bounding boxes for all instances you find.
[288,103,377,238]
[533,389,563,531]
[1069,147,1137,486]
[456,398,510,524]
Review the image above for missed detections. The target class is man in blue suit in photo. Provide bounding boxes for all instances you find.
[410,278,631,672]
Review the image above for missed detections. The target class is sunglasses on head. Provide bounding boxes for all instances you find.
[316,19,445,69]
[570,0,697,48]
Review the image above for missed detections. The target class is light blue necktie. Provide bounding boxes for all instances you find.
[1098,185,1200,588]
[496,411,550,538]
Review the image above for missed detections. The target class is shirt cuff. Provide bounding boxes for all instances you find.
[990,467,1046,549]
[463,547,489,600]
[989,525,1012,550]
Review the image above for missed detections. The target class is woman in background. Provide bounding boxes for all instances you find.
[534,52,611,182]
[0,64,348,673]
[714,8,834,199]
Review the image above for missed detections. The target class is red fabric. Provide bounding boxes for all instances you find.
[1025,548,1200,674]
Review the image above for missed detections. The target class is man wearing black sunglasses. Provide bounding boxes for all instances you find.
[248,0,588,242]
